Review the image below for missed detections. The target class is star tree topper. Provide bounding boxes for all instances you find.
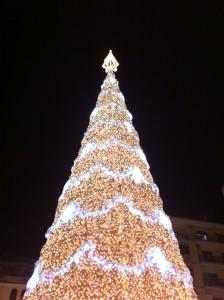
[102,50,119,73]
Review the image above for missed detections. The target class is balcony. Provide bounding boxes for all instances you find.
[199,255,224,264]
[196,232,224,244]
[203,278,224,288]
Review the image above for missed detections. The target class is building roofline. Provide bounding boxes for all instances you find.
[171,215,224,229]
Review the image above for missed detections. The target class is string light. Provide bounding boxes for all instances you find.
[23,51,197,299]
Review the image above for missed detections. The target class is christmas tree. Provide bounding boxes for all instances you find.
[23,51,197,299]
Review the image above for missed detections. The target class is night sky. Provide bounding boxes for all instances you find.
[2,2,223,261]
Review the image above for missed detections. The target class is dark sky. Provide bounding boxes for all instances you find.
[2,2,223,261]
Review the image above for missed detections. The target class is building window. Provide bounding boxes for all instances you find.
[9,288,17,300]
[202,250,213,261]
[179,245,190,255]
[216,234,224,243]
[203,272,218,285]
[20,289,26,299]
[205,272,218,280]
[197,231,208,241]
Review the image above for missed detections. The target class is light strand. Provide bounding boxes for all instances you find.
[46,196,173,239]
[84,120,135,139]
[90,103,132,121]
[59,164,157,202]
[75,137,149,168]
[25,242,192,295]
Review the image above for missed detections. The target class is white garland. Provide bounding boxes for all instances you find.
[76,138,149,169]
[26,242,193,294]
[84,120,135,141]
[46,196,173,239]
[90,103,133,121]
[60,164,157,201]
[101,73,117,85]
[98,89,125,102]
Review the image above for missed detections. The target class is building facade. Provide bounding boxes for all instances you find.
[1,217,224,300]
[0,261,33,300]
[172,217,224,300]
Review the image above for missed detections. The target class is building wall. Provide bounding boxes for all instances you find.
[0,282,26,300]
[172,217,224,300]
[0,261,32,300]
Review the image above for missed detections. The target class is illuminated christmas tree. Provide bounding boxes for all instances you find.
[23,51,197,299]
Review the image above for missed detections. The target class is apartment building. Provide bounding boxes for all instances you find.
[172,217,224,300]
